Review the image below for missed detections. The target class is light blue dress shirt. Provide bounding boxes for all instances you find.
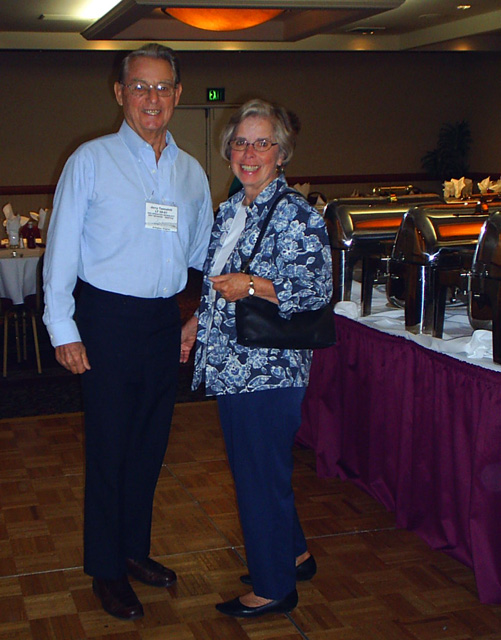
[43,121,213,347]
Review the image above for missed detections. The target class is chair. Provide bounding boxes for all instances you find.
[2,297,22,377]
[2,255,43,377]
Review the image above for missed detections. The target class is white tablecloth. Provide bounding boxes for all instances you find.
[335,280,500,372]
[0,247,44,305]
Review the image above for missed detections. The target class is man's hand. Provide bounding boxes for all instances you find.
[55,341,91,375]
[180,315,198,363]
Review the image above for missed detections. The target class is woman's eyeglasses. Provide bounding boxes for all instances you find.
[229,138,278,153]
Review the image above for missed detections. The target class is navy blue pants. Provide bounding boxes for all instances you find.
[76,282,180,579]
[217,387,307,600]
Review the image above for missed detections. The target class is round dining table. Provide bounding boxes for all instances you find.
[0,247,44,305]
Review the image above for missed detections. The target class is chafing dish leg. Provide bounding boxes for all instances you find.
[361,256,380,317]
[468,275,493,330]
[421,267,436,335]
[404,264,425,334]
[342,254,357,302]
[386,260,405,308]
[432,285,447,338]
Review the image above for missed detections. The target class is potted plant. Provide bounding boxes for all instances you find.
[421,120,472,181]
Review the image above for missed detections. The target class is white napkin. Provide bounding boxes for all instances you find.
[443,182,453,199]
[444,177,473,199]
[293,183,310,198]
[38,208,49,230]
[29,208,48,228]
[334,301,359,319]
[2,202,28,228]
[4,215,29,229]
[478,177,492,194]
[491,180,501,194]
[2,202,15,220]
[431,329,493,359]
[477,176,501,194]
[6,215,21,246]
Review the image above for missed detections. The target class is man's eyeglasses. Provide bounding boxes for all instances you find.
[121,81,176,97]
[229,138,278,153]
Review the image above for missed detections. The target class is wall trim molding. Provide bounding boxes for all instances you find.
[1,173,500,195]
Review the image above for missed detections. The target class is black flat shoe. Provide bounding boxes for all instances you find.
[240,554,317,586]
[215,589,298,618]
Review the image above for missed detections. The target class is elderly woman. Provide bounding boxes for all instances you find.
[181,99,332,617]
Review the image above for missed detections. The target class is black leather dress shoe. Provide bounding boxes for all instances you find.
[240,554,317,586]
[92,576,144,620]
[215,589,298,618]
[126,557,177,588]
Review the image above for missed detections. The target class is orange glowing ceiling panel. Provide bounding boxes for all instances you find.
[436,222,484,239]
[163,8,283,31]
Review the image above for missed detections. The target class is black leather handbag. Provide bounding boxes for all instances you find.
[235,189,336,350]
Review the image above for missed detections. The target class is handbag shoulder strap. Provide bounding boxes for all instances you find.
[241,187,304,274]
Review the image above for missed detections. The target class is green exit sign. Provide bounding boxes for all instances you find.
[207,87,225,102]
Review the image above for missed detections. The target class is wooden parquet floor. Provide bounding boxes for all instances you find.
[1,401,501,639]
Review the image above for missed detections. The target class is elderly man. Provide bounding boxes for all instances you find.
[43,44,213,620]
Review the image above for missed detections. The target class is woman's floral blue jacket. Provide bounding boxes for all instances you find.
[192,175,333,396]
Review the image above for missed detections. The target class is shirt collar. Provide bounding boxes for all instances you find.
[253,174,288,206]
[222,175,289,215]
[118,120,179,162]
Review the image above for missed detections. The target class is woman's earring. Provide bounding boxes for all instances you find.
[276,164,284,174]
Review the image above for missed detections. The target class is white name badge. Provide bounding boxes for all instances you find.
[145,202,178,232]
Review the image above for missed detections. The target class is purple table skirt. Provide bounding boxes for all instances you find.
[298,314,501,604]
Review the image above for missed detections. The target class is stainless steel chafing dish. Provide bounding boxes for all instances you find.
[389,201,495,336]
[468,210,501,363]
[324,192,443,315]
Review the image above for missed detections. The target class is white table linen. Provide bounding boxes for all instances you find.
[335,280,500,372]
[0,248,43,305]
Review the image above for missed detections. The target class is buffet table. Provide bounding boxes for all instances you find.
[298,308,501,604]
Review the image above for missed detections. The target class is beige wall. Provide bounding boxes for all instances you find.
[1,49,500,213]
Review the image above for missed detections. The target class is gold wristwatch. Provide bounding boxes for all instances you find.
[248,274,255,296]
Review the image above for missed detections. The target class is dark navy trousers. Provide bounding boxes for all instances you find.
[217,387,308,600]
[76,282,180,579]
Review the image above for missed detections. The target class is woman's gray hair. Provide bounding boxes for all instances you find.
[220,99,300,166]
[118,43,181,86]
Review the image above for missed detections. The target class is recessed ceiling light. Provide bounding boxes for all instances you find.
[456,4,471,10]
[345,26,386,35]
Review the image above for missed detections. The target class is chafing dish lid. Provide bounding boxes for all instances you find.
[392,203,494,264]
[472,210,501,279]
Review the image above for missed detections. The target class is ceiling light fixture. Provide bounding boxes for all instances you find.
[456,4,471,10]
[39,1,122,21]
[346,26,386,35]
[162,8,283,32]
[79,0,122,20]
